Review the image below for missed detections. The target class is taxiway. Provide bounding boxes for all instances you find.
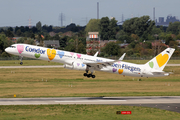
[0,96,180,113]
[0,64,179,69]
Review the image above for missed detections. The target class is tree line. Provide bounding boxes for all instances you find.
[1,15,180,57]
[85,16,180,57]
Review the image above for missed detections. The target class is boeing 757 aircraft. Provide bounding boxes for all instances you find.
[5,44,175,78]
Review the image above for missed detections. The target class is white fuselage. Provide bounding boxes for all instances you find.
[5,44,168,78]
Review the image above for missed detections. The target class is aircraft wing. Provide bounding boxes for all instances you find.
[84,53,125,69]
[84,53,126,70]
[83,60,119,69]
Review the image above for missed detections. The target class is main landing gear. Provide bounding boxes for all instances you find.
[83,70,96,78]
[19,56,23,65]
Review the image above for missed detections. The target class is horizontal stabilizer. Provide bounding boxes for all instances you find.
[152,72,169,76]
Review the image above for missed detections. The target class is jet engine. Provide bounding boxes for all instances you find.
[64,62,87,71]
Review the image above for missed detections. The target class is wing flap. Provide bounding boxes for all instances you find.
[83,60,119,66]
[83,60,120,70]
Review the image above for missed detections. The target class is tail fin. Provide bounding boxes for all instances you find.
[144,48,175,71]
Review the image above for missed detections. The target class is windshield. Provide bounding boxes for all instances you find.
[9,46,16,48]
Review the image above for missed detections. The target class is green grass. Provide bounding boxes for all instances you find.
[0,105,179,120]
[0,60,62,66]
[0,61,180,119]
[0,59,179,66]
[0,66,180,98]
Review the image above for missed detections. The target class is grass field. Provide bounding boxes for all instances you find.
[0,60,180,119]
[0,66,180,98]
[0,105,180,120]
[0,60,62,66]
[0,59,180,66]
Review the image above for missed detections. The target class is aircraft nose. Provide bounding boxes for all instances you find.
[5,48,9,53]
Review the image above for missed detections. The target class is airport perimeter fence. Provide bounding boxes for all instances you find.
[0,56,36,60]
[104,56,180,60]
[1,56,180,60]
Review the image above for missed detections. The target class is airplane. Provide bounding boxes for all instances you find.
[5,43,175,78]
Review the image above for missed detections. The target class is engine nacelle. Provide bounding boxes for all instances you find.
[64,62,87,71]
[63,64,73,69]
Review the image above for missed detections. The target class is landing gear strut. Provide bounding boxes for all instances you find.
[83,70,96,78]
[19,56,23,65]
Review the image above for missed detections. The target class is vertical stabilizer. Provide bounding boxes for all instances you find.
[144,48,175,71]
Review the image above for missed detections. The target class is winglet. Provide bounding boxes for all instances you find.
[119,53,126,60]
[94,51,99,57]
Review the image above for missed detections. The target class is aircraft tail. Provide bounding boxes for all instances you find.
[144,48,175,71]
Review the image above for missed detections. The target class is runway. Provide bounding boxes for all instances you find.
[0,96,180,113]
[0,64,180,69]
[0,65,63,68]
[166,64,180,66]
[0,65,180,113]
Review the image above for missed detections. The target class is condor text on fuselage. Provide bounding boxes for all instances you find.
[5,44,175,78]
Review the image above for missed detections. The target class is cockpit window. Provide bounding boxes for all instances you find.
[10,46,16,48]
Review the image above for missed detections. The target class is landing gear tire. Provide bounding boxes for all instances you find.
[84,73,87,76]
[20,62,23,65]
[86,74,95,78]
[87,74,91,78]
[92,75,95,78]
[84,70,95,78]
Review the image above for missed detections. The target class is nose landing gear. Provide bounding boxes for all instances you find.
[19,56,23,65]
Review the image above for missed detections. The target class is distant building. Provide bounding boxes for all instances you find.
[159,17,164,23]
[34,39,39,46]
[12,37,22,43]
[156,15,180,26]
[151,40,169,48]
[86,32,100,54]
[176,40,180,48]
[119,43,129,48]
[86,32,119,54]
[43,40,60,48]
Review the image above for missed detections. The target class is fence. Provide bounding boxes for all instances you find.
[1,56,180,61]
[0,56,37,60]
[102,56,180,60]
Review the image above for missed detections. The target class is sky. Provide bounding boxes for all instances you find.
[0,0,180,27]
